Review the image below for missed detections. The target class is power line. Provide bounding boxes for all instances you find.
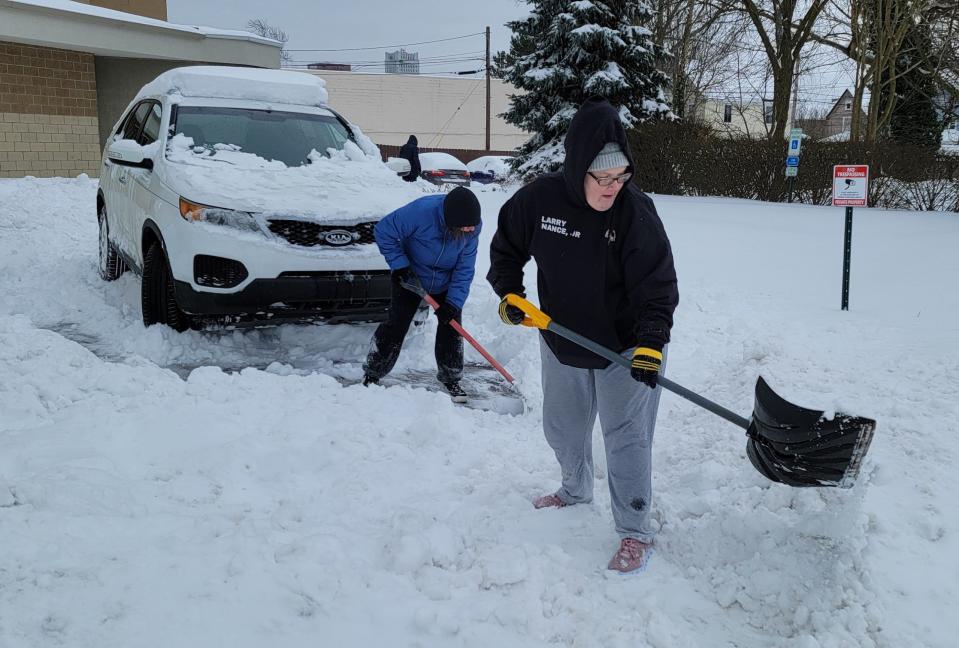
[429,81,484,148]
[283,59,484,69]
[287,32,484,53]
[282,68,489,76]
[286,51,486,65]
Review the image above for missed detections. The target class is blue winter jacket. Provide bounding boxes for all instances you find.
[374,194,481,309]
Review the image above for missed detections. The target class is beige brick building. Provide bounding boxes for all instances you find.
[0,0,281,179]
[1,42,100,177]
[310,71,529,151]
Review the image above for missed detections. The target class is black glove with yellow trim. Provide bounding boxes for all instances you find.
[630,346,663,388]
[498,295,526,326]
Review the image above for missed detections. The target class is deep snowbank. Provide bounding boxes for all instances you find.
[1,177,956,647]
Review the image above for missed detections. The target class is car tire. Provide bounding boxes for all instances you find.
[98,204,126,281]
[142,241,192,332]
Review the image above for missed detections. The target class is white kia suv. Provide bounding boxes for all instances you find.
[97,66,420,330]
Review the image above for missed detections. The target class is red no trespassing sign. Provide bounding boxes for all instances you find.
[832,165,869,207]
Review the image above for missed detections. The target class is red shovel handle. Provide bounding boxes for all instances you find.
[421,294,515,384]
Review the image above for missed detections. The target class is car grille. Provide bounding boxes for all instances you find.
[267,219,377,248]
[194,255,248,288]
[275,270,392,309]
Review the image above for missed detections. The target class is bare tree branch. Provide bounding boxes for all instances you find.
[247,18,292,63]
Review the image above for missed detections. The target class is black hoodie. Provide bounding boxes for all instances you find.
[398,135,421,182]
[487,97,679,369]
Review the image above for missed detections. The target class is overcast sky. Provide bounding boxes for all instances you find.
[167,0,530,75]
[166,0,854,108]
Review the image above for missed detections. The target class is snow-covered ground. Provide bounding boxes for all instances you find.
[1,176,957,647]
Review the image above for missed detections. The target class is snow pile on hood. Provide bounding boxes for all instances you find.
[345,121,381,159]
[163,134,425,220]
[137,66,329,107]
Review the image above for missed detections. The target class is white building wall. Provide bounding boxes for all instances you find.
[698,99,770,139]
[307,71,529,151]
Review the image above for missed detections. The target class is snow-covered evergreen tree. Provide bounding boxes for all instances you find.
[497,0,672,178]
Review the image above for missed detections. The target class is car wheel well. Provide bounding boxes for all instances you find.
[141,224,162,261]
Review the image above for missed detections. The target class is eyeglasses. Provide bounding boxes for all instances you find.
[587,171,633,187]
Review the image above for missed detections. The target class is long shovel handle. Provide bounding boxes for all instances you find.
[399,277,515,384]
[505,294,750,429]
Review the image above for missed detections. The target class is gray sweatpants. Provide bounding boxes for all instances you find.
[539,337,665,543]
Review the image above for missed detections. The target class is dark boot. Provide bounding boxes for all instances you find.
[435,300,464,385]
[443,381,468,404]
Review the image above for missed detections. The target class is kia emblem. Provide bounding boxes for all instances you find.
[323,230,354,246]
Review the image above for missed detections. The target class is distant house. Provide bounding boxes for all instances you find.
[694,98,771,139]
[798,89,868,140]
[933,90,959,147]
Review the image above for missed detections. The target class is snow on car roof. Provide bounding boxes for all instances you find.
[138,66,329,107]
[467,155,513,174]
[419,152,468,172]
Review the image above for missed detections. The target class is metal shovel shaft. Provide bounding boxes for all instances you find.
[503,295,876,489]
[545,321,750,430]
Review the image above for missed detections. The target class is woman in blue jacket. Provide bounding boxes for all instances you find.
[363,187,482,402]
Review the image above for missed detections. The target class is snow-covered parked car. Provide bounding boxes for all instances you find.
[96,66,421,330]
[466,155,513,184]
[418,152,471,187]
[385,157,412,176]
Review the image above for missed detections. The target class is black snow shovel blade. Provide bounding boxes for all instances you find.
[503,294,877,489]
[746,377,876,488]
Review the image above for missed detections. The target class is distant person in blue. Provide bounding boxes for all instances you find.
[363,187,482,402]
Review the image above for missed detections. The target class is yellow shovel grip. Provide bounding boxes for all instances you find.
[505,294,552,330]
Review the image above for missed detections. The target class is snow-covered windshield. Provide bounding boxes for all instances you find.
[170,106,351,167]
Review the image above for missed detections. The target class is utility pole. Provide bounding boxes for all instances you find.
[485,25,491,152]
[788,52,800,135]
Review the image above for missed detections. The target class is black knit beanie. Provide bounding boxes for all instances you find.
[443,187,481,229]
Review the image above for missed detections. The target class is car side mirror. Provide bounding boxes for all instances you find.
[385,157,411,176]
[108,139,153,170]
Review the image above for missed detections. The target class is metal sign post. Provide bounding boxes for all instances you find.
[785,129,802,203]
[832,165,869,311]
[842,206,853,310]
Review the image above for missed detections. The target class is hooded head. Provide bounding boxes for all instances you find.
[443,187,481,231]
[407,135,418,147]
[562,97,635,209]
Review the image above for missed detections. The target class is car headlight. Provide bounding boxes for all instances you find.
[179,197,259,232]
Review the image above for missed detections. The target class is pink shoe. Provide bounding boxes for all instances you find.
[532,493,567,509]
[607,538,653,574]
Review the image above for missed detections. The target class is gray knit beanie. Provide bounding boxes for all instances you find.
[588,142,629,172]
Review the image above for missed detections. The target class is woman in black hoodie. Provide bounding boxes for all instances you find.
[487,97,678,574]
